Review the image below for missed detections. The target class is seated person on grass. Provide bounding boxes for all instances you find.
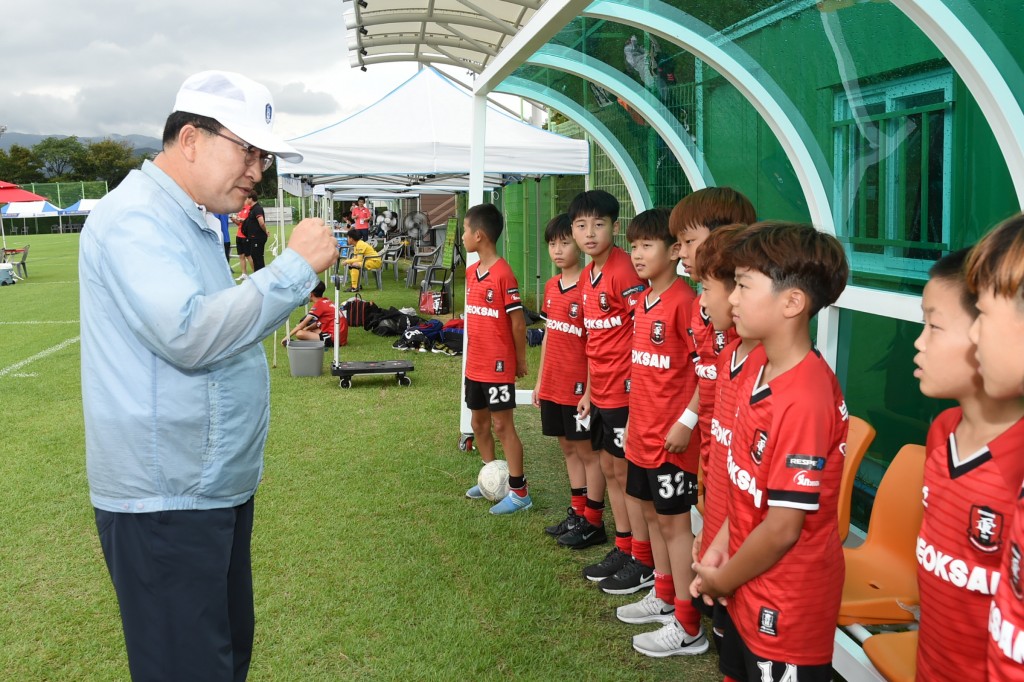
[282,281,345,347]
[341,232,381,292]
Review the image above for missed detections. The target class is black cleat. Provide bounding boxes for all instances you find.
[558,518,607,549]
[582,546,630,582]
[599,557,655,595]
[545,508,581,537]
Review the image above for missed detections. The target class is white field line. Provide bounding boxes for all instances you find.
[0,336,80,378]
[0,321,79,325]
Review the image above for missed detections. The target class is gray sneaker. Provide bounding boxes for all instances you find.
[632,620,709,658]
[616,588,676,625]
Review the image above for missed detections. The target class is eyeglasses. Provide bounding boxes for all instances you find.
[196,126,275,172]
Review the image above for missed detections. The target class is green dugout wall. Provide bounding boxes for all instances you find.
[475,0,1024,532]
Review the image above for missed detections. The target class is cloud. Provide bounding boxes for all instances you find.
[1,0,419,139]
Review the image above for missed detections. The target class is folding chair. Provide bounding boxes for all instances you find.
[7,244,29,279]
[838,444,926,626]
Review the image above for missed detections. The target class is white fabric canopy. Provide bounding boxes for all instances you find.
[278,67,588,188]
[61,199,101,215]
[1,200,63,217]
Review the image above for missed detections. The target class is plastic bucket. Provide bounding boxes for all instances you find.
[286,340,326,377]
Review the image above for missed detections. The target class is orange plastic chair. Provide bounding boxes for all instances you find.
[863,631,917,682]
[838,444,926,626]
[839,416,876,544]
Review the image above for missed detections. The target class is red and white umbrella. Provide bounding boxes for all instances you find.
[0,180,47,249]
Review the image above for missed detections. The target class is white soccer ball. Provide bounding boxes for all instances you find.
[477,460,510,501]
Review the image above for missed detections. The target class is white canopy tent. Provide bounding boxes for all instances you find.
[61,199,101,216]
[1,200,65,234]
[277,66,589,189]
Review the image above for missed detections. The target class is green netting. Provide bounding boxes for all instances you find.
[22,181,107,207]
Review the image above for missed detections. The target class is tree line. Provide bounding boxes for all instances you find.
[0,136,144,189]
[0,135,280,197]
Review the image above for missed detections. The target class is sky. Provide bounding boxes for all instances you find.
[1,0,431,142]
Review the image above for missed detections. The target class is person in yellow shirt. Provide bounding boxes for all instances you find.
[342,232,382,291]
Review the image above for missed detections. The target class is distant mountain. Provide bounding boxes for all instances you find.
[0,132,162,156]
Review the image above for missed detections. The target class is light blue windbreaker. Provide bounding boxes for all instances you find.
[80,161,318,512]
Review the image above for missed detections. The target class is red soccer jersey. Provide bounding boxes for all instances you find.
[725,349,848,665]
[465,258,523,384]
[918,410,1024,681]
[989,479,1024,678]
[698,339,762,562]
[691,303,739,479]
[538,274,588,405]
[626,278,699,471]
[351,205,371,230]
[581,247,646,409]
[309,298,337,335]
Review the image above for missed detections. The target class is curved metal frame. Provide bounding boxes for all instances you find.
[526,44,712,190]
[497,76,653,210]
[584,0,835,234]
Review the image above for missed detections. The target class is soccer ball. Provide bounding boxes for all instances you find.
[477,460,510,501]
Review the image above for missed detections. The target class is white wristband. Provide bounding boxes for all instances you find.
[677,408,698,429]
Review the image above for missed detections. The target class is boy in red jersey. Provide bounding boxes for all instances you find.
[688,224,759,669]
[280,280,346,347]
[564,190,651,593]
[668,189,756,501]
[962,214,1024,678]
[533,214,599,540]
[692,222,849,681]
[609,208,708,657]
[460,203,531,515]
[912,247,1024,681]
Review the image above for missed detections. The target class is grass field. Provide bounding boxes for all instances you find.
[0,232,721,681]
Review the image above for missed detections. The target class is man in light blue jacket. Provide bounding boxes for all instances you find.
[79,70,338,682]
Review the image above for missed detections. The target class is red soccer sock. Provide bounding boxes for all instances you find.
[583,499,605,526]
[614,532,632,555]
[508,475,528,497]
[654,571,675,605]
[631,538,653,568]
[724,678,742,682]
[674,597,701,634]
[570,487,587,517]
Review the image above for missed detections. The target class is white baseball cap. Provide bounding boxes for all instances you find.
[172,70,303,163]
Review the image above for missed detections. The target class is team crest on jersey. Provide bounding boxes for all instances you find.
[1010,542,1023,600]
[650,320,666,345]
[568,302,580,319]
[714,330,727,353]
[750,429,769,465]
[485,288,495,303]
[574,382,585,395]
[968,505,1004,554]
[599,292,610,312]
[757,607,778,637]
